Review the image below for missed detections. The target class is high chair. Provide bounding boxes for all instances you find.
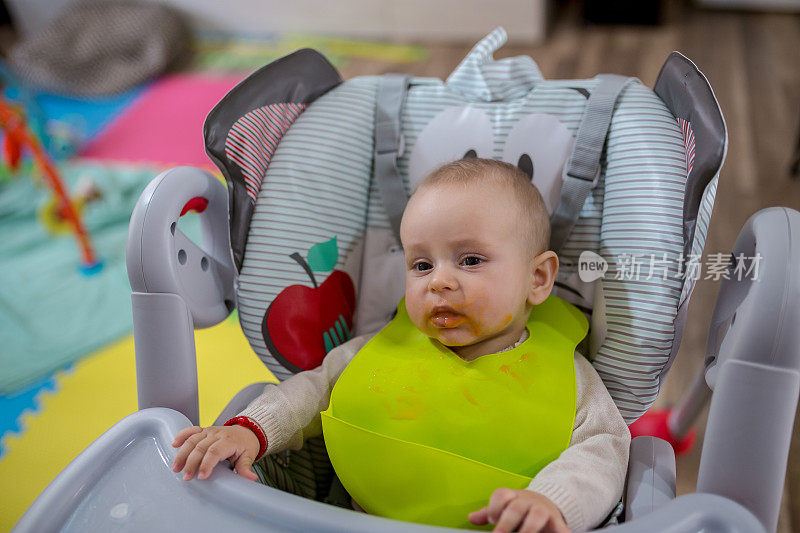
[15,28,798,533]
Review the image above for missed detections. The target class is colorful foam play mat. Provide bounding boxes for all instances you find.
[189,33,429,73]
[0,161,170,393]
[79,74,242,169]
[1,83,147,160]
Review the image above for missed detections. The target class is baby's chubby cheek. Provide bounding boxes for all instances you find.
[458,307,514,339]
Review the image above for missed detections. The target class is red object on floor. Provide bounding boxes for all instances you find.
[3,133,21,170]
[628,408,696,455]
[80,74,241,169]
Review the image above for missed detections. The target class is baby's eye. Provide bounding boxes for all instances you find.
[461,256,483,267]
[413,261,433,272]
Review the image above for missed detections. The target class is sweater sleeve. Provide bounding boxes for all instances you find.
[237,333,374,454]
[527,352,631,533]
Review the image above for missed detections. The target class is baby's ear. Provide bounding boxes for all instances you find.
[528,251,558,306]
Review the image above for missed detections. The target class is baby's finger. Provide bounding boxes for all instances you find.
[197,441,233,480]
[172,432,206,472]
[519,506,549,533]
[486,488,517,524]
[232,453,258,482]
[172,426,203,447]
[468,507,490,526]
[494,499,529,533]
[182,436,214,480]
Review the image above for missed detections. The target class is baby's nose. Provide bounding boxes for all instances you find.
[429,267,459,292]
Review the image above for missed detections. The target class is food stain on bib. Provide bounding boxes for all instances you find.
[449,365,466,377]
[390,395,423,420]
[461,385,480,406]
[499,364,519,380]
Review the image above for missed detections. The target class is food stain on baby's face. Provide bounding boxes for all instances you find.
[400,181,537,360]
[426,300,478,331]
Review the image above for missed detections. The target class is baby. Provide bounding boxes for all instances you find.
[172,158,631,533]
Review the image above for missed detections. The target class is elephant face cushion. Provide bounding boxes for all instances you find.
[205,28,725,423]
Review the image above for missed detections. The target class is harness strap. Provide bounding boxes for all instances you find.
[374,74,411,243]
[550,74,636,252]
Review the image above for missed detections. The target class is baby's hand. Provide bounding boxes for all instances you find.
[171,425,261,482]
[468,488,570,533]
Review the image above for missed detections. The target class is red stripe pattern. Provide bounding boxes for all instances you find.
[677,118,696,176]
[225,103,308,202]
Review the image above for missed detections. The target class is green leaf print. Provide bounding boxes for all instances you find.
[307,236,339,272]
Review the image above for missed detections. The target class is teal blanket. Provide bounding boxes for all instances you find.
[0,162,173,393]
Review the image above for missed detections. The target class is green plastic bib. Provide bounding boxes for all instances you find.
[321,296,588,529]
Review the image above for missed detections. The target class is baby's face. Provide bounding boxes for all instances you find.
[400,181,539,359]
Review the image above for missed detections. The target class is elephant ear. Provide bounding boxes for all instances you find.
[204,49,342,270]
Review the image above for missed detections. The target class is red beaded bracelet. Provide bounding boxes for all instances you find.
[224,416,267,460]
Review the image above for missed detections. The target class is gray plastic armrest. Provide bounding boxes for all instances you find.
[608,493,765,533]
[625,436,676,522]
[213,382,271,425]
[126,167,236,425]
[699,207,800,532]
[126,166,236,328]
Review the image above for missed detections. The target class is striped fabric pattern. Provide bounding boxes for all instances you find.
[233,28,714,422]
[445,27,543,102]
[251,435,334,501]
[225,103,307,202]
[681,175,719,305]
[678,117,718,305]
[236,78,378,382]
[588,86,688,420]
[678,118,696,175]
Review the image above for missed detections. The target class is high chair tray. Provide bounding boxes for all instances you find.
[14,408,764,533]
[13,408,462,533]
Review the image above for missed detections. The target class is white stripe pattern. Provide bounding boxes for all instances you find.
[237,79,378,382]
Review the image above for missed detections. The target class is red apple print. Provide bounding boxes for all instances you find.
[262,244,356,373]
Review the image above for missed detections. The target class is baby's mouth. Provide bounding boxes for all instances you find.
[429,307,467,328]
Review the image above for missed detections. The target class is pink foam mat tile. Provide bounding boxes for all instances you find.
[79,74,242,169]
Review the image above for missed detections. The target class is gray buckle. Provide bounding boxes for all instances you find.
[375,120,404,157]
[562,158,602,187]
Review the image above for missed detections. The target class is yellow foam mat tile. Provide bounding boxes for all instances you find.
[0,318,274,532]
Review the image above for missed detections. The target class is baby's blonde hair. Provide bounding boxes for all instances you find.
[413,158,551,254]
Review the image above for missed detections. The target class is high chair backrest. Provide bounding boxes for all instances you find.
[204,28,726,422]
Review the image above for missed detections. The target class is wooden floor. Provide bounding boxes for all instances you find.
[339,2,800,531]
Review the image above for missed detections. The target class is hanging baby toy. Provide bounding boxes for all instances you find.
[0,94,102,274]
